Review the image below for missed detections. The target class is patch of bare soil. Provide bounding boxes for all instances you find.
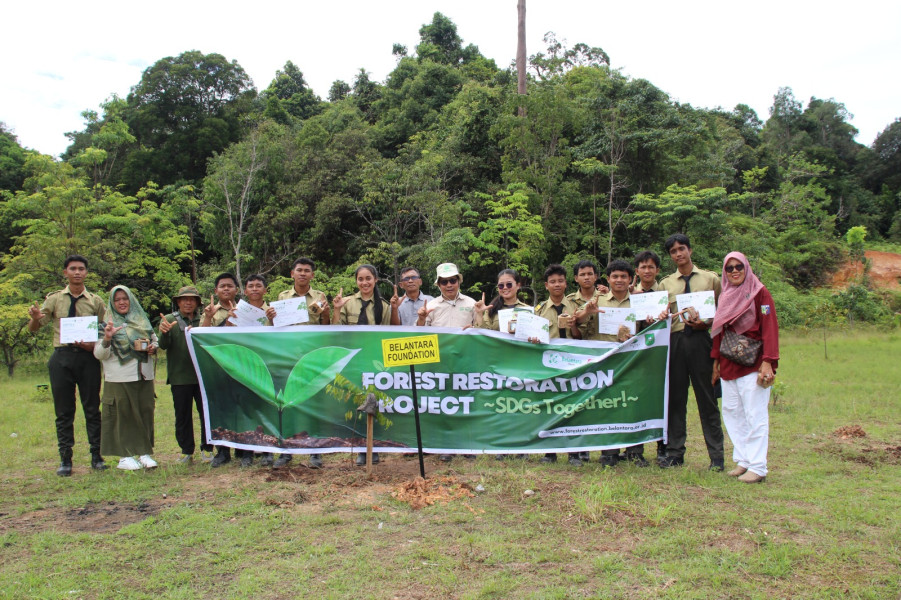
[210,427,410,449]
[831,250,901,290]
[0,500,169,534]
[833,425,867,439]
[391,476,475,510]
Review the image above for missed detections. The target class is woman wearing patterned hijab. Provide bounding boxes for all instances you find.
[710,252,780,484]
[93,285,159,470]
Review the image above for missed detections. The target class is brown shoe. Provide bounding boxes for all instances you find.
[728,466,748,477]
[737,471,766,484]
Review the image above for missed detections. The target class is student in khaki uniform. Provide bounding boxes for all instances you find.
[535,264,584,467]
[332,264,399,327]
[202,273,239,328]
[659,233,725,471]
[475,269,531,331]
[576,260,655,467]
[332,264,398,465]
[632,250,667,461]
[269,257,329,468]
[200,273,241,467]
[157,285,214,465]
[27,255,108,476]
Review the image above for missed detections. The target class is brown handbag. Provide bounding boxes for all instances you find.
[720,328,762,367]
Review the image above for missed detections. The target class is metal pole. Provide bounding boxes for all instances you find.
[410,364,426,478]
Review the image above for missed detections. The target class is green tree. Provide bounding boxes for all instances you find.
[262,61,324,122]
[0,276,48,376]
[468,183,546,278]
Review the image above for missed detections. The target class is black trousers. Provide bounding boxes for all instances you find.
[665,329,724,462]
[48,347,102,457]
[171,384,213,455]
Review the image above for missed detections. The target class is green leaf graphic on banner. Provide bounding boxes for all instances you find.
[202,344,276,404]
[283,346,360,408]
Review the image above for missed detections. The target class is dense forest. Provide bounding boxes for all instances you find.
[1,13,899,373]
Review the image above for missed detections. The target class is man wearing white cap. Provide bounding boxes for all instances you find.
[416,263,478,328]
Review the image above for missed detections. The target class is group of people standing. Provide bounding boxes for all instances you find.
[29,233,779,485]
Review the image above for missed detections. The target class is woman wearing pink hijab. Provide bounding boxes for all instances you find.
[710,252,780,483]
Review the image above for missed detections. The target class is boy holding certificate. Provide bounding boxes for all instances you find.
[659,233,724,471]
[28,255,108,476]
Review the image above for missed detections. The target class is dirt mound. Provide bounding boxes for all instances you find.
[831,251,901,290]
[833,425,867,439]
[392,476,475,509]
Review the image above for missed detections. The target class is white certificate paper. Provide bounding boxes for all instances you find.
[269,297,310,327]
[498,306,534,333]
[676,290,716,320]
[514,312,550,344]
[59,316,99,344]
[228,300,269,327]
[630,291,670,320]
[596,307,637,336]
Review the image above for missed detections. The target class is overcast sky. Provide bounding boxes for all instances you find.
[2,0,899,158]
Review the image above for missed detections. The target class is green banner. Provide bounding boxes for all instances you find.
[186,321,670,455]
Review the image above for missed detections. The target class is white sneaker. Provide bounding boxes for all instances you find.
[138,455,158,469]
[117,457,142,471]
[200,450,214,463]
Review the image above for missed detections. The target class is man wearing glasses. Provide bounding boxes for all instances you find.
[396,267,434,326]
[416,263,478,328]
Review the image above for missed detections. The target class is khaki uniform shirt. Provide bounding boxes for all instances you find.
[660,265,721,333]
[480,300,531,331]
[591,292,632,342]
[534,296,581,339]
[423,294,477,328]
[339,293,392,326]
[567,289,601,339]
[39,286,107,347]
[277,287,328,325]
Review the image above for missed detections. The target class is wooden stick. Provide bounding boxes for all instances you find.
[366,413,374,475]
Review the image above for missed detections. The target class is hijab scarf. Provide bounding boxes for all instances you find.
[105,285,154,364]
[711,252,764,337]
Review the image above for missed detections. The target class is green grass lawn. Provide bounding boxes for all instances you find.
[0,329,898,599]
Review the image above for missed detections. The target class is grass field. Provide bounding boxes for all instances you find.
[0,329,898,599]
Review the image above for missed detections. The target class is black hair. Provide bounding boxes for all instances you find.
[573,260,598,277]
[291,257,315,271]
[664,233,691,252]
[400,266,420,277]
[488,269,521,317]
[543,264,567,281]
[355,264,384,324]
[634,250,661,269]
[245,274,266,287]
[64,255,88,269]
[215,273,238,287]
[606,259,634,278]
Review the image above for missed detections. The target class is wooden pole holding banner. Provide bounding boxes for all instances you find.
[381,334,440,480]
[410,365,425,478]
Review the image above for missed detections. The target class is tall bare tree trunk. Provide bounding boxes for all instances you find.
[517,0,527,115]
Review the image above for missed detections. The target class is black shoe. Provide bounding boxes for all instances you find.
[259,453,274,467]
[567,453,583,467]
[625,453,650,467]
[91,453,108,471]
[439,454,454,462]
[658,456,684,468]
[211,449,231,468]
[240,454,254,468]
[463,454,476,461]
[579,452,590,461]
[273,454,293,468]
[355,452,380,466]
[599,454,619,468]
[539,453,557,463]
[308,454,322,469]
[56,460,73,477]
[709,460,725,472]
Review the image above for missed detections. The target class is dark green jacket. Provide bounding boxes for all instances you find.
[157,311,201,385]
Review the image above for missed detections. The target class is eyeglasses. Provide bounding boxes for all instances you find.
[400,275,420,282]
[437,278,459,286]
[497,282,515,290]
[724,264,745,273]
